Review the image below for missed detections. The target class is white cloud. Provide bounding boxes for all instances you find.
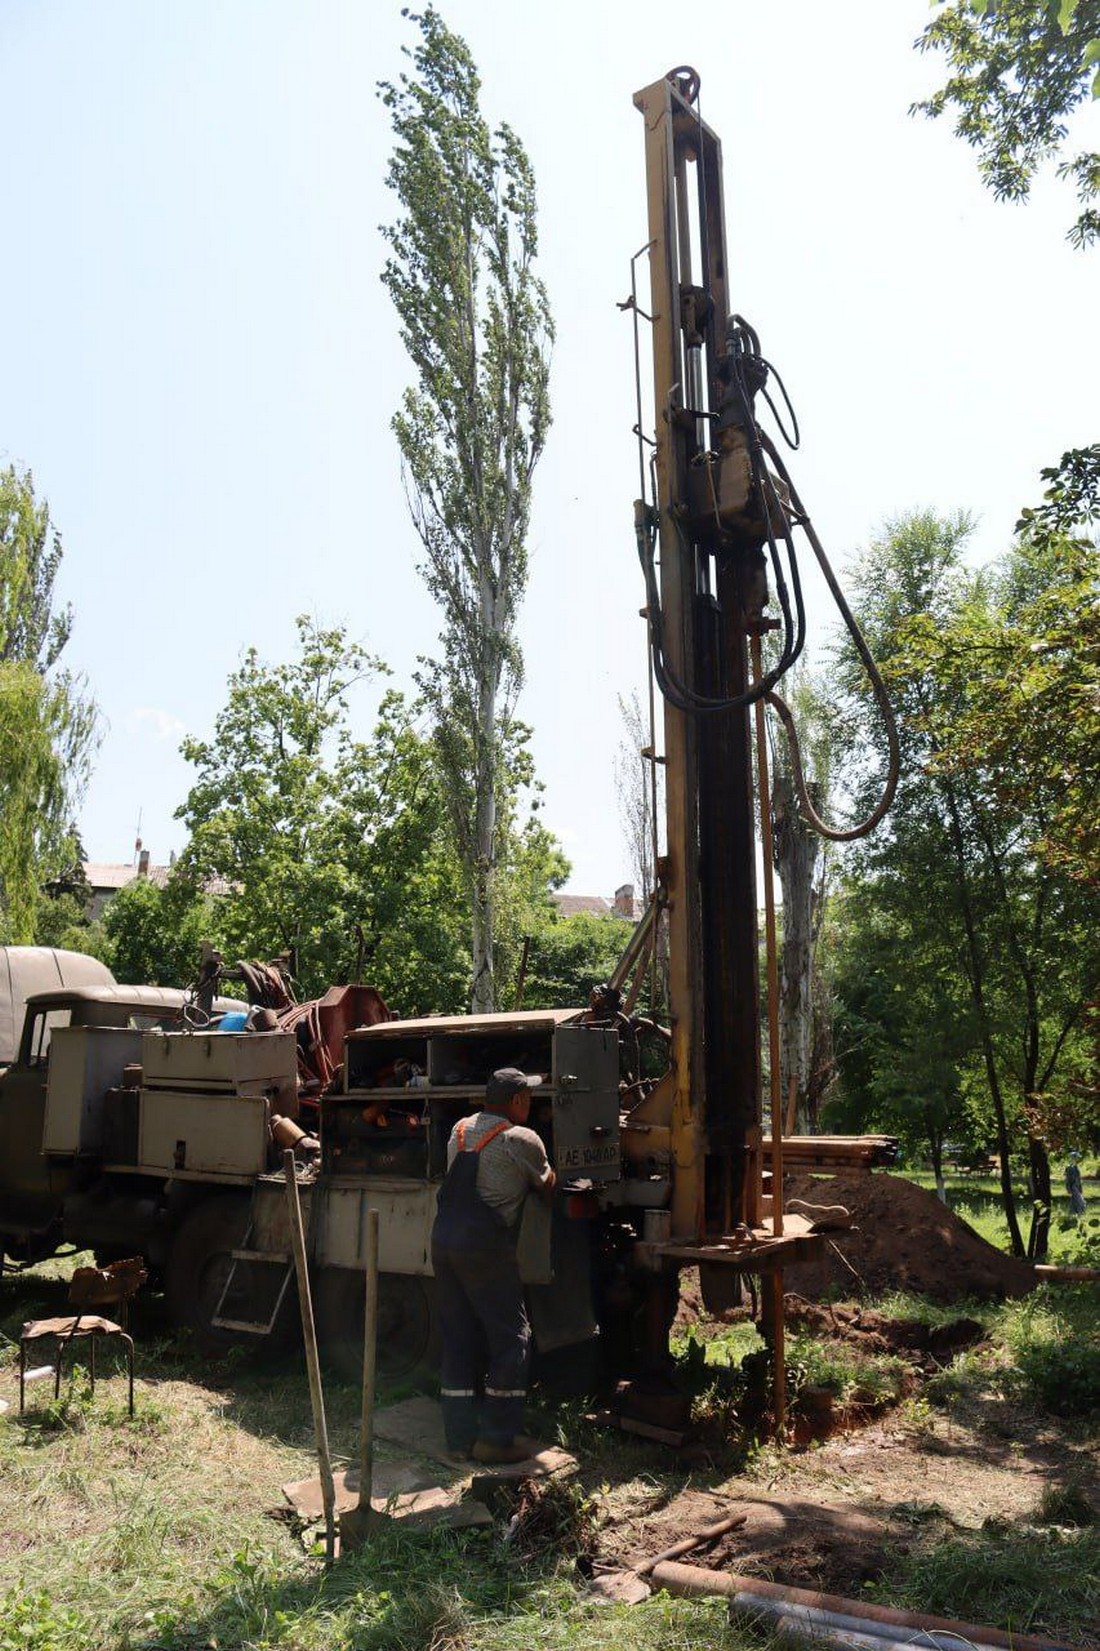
[125,706,187,742]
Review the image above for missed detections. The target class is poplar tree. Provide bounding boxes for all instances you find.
[380,8,553,1011]
[0,466,97,943]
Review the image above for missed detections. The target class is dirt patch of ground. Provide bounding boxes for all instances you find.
[783,1171,1035,1302]
[599,1486,898,1596]
[594,1401,1098,1621]
[784,1295,987,1368]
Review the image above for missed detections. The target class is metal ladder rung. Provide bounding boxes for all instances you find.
[211,1224,295,1335]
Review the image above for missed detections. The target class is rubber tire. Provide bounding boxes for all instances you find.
[314,1267,439,1386]
[164,1194,256,1357]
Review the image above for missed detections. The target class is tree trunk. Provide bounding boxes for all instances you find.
[470,596,498,1014]
[939,778,1027,1256]
[928,1121,946,1204]
[1026,1135,1052,1261]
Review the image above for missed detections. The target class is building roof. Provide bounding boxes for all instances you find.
[553,893,612,917]
[84,862,235,898]
[86,862,170,891]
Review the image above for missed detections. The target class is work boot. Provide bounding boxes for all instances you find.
[470,1434,542,1465]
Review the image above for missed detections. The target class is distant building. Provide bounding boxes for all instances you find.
[553,893,611,918]
[552,882,645,922]
[612,883,644,921]
[84,848,231,920]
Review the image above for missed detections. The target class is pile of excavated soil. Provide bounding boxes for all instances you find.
[784,1171,1035,1302]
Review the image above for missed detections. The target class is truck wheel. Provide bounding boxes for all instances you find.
[315,1268,439,1386]
[165,1195,255,1356]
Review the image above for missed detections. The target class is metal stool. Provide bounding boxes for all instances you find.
[19,1314,135,1416]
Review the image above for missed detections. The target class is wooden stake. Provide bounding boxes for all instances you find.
[358,1209,380,1519]
[283,1149,337,1566]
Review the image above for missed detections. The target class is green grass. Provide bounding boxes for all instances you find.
[913,1285,1100,1424]
[0,1258,780,1651]
[899,1171,1100,1265]
[2,1250,1097,1650]
[870,1523,1100,1646]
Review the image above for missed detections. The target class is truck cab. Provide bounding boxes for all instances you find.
[0,983,238,1261]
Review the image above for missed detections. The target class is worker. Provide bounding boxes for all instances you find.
[431,1066,556,1463]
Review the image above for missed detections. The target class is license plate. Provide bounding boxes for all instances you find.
[558,1143,620,1171]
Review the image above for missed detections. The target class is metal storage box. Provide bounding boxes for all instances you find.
[138,1090,270,1177]
[141,1030,296,1095]
[44,1027,143,1155]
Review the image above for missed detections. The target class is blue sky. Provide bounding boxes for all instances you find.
[1,1,1096,894]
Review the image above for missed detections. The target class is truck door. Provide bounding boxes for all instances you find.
[550,1025,621,1182]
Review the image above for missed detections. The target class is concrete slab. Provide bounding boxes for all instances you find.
[371,1395,456,1465]
[468,1446,576,1500]
[281,1468,493,1530]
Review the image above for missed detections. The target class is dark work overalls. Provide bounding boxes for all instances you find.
[431,1118,531,1452]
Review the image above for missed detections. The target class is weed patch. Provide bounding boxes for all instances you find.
[0,1588,89,1651]
[871,1524,1100,1645]
[787,1333,909,1410]
[1000,1289,1100,1419]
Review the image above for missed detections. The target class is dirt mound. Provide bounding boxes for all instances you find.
[784,1172,1035,1302]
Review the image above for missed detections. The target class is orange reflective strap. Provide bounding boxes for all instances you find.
[455,1117,511,1154]
[474,1119,511,1153]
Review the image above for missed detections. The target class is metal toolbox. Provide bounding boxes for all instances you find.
[44,1027,143,1155]
[138,1090,271,1177]
[141,1030,296,1097]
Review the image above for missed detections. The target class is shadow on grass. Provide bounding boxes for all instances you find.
[126,1521,562,1651]
[870,1519,1100,1648]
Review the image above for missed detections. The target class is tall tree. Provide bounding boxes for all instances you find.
[615,690,661,906]
[829,507,1098,1257]
[829,891,975,1198]
[0,466,97,943]
[176,617,470,1009]
[380,7,553,1011]
[769,671,832,1132]
[915,0,1100,248]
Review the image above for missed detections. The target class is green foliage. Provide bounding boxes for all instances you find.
[1000,1287,1100,1416]
[380,8,554,1009]
[826,501,1099,1254]
[787,1333,909,1410]
[0,1589,87,1651]
[100,874,220,988]
[872,1522,1100,1641]
[176,616,472,1007]
[828,890,974,1169]
[1036,1481,1097,1525]
[520,911,631,1009]
[916,0,1100,247]
[0,467,98,944]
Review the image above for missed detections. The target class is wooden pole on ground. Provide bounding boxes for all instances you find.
[283,1149,337,1566]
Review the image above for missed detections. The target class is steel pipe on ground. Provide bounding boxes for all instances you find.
[649,1562,1074,1651]
[724,1591,1006,1651]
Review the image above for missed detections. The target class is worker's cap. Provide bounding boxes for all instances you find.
[485,1066,543,1105]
